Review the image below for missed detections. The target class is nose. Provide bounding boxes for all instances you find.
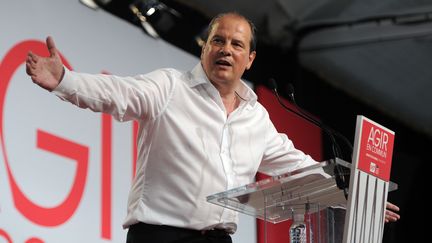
[219,45,231,56]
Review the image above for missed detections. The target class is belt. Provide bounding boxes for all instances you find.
[200,228,229,236]
[131,222,229,237]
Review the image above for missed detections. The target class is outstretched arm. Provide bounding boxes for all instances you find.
[26,36,65,91]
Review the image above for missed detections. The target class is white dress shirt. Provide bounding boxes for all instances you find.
[52,63,317,233]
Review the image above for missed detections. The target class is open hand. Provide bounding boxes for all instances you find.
[26,36,64,91]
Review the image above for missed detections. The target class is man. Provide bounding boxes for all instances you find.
[26,12,399,243]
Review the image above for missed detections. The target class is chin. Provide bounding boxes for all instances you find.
[213,72,234,81]
[213,77,232,84]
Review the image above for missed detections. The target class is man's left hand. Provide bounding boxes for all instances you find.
[385,202,400,223]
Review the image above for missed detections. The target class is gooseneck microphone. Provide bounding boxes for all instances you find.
[285,82,354,156]
[268,78,351,197]
[269,79,343,158]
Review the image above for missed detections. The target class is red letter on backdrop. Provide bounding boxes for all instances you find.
[0,40,89,226]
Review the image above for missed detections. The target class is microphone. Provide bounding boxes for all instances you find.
[284,82,353,156]
[268,78,350,196]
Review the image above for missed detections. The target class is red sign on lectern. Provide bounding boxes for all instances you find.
[356,116,395,181]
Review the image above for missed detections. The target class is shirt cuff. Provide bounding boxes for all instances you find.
[51,67,76,99]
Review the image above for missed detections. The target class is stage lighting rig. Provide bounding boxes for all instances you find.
[129,0,181,38]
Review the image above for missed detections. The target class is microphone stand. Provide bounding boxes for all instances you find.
[285,83,353,156]
[269,79,351,197]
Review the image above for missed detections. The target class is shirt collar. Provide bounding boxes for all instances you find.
[187,63,258,106]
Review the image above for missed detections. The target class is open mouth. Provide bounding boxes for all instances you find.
[215,59,232,67]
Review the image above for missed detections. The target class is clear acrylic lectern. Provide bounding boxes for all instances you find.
[207,159,350,243]
[207,116,398,243]
[207,159,350,221]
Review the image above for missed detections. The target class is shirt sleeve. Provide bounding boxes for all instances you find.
[258,115,319,176]
[51,67,175,122]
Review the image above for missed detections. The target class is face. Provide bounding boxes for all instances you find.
[201,14,256,86]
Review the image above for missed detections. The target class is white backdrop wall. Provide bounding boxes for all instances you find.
[0,1,256,242]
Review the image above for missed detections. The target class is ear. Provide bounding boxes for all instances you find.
[200,43,206,60]
[246,51,256,70]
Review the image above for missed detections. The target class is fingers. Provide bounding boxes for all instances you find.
[27,51,38,63]
[385,210,400,222]
[26,36,58,62]
[386,202,400,212]
[26,52,37,75]
[46,36,58,58]
[26,62,32,75]
[385,201,401,223]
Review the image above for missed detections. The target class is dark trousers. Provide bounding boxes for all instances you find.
[126,222,232,243]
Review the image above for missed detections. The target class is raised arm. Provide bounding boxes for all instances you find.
[26,36,64,91]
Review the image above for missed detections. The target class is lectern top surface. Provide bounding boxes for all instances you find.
[207,162,348,223]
